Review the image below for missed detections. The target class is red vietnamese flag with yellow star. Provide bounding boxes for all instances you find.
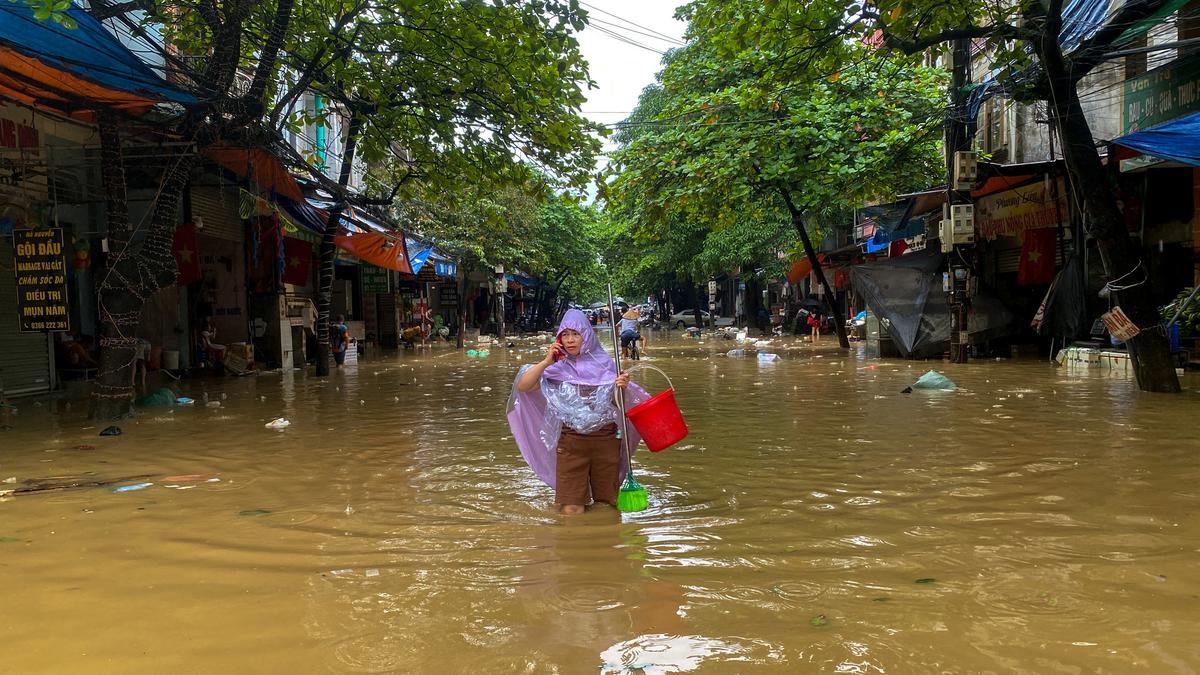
[1018,227,1056,286]
[171,220,201,285]
[282,237,312,286]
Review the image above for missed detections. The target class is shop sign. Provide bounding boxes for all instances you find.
[0,113,40,190]
[361,264,390,293]
[12,228,70,332]
[418,262,439,282]
[0,117,39,155]
[975,178,1068,239]
[439,282,459,306]
[1123,56,1200,134]
[435,260,456,278]
[1101,306,1141,342]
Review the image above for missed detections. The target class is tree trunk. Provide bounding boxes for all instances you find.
[314,216,337,376]
[315,114,362,376]
[1038,30,1180,392]
[689,284,703,328]
[92,114,192,419]
[779,188,849,348]
[496,284,506,339]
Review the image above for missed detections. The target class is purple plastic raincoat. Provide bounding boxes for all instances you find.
[506,309,647,488]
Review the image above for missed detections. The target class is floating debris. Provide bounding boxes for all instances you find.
[112,482,153,493]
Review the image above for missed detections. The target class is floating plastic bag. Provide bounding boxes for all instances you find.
[912,370,956,390]
[757,353,779,362]
[265,418,290,429]
[135,388,177,407]
[726,349,745,357]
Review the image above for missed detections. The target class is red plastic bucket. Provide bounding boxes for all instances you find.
[624,366,688,452]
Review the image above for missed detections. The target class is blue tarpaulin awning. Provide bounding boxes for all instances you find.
[406,239,456,278]
[505,274,538,287]
[409,246,433,273]
[1114,111,1200,166]
[0,3,197,115]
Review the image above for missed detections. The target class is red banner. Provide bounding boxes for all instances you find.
[1018,227,1057,286]
[171,220,201,285]
[283,237,312,286]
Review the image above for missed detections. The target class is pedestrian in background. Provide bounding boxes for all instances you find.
[330,314,350,367]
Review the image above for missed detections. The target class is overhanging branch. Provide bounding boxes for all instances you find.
[884,22,1033,54]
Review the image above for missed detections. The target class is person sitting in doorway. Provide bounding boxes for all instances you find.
[200,317,227,365]
[63,333,99,369]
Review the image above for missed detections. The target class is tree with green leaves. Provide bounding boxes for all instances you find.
[530,197,607,320]
[605,39,946,346]
[270,0,603,371]
[27,0,602,413]
[396,172,547,345]
[683,0,1182,389]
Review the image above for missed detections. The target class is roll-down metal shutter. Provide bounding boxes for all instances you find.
[1,242,52,397]
[190,185,245,241]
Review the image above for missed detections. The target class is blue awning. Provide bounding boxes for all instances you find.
[505,273,538,287]
[409,246,433,273]
[276,194,327,236]
[406,239,457,278]
[0,3,197,112]
[1114,111,1200,166]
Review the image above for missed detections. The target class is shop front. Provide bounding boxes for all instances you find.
[1,104,56,396]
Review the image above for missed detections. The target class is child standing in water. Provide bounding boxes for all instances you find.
[509,309,645,514]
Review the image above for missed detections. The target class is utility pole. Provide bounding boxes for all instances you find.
[945,38,974,364]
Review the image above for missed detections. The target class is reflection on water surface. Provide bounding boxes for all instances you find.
[2,336,1199,673]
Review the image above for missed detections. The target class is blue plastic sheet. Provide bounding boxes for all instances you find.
[1114,111,1200,166]
[0,3,196,106]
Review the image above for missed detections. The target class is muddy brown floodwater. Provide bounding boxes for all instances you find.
[1,333,1199,673]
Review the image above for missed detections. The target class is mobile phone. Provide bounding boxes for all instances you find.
[553,336,565,361]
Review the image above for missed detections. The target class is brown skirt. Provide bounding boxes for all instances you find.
[555,424,620,506]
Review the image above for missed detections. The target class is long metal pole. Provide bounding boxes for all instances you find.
[607,283,632,465]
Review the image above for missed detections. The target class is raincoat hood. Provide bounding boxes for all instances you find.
[542,309,617,387]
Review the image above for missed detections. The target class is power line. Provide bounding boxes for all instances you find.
[587,23,668,55]
[588,16,684,47]
[579,1,685,45]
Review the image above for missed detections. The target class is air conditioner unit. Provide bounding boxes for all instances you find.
[953,151,978,190]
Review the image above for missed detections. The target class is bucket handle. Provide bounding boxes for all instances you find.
[623,364,674,392]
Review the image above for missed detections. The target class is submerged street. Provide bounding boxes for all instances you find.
[2,335,1199,673]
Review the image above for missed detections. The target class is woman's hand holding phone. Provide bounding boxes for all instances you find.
[543,340,566,365]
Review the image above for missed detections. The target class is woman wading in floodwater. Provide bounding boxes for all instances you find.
[507,309,647,514]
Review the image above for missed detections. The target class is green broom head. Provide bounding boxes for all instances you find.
[617,471,648,513]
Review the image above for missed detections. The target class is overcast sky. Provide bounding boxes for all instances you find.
[574,0,689,166]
